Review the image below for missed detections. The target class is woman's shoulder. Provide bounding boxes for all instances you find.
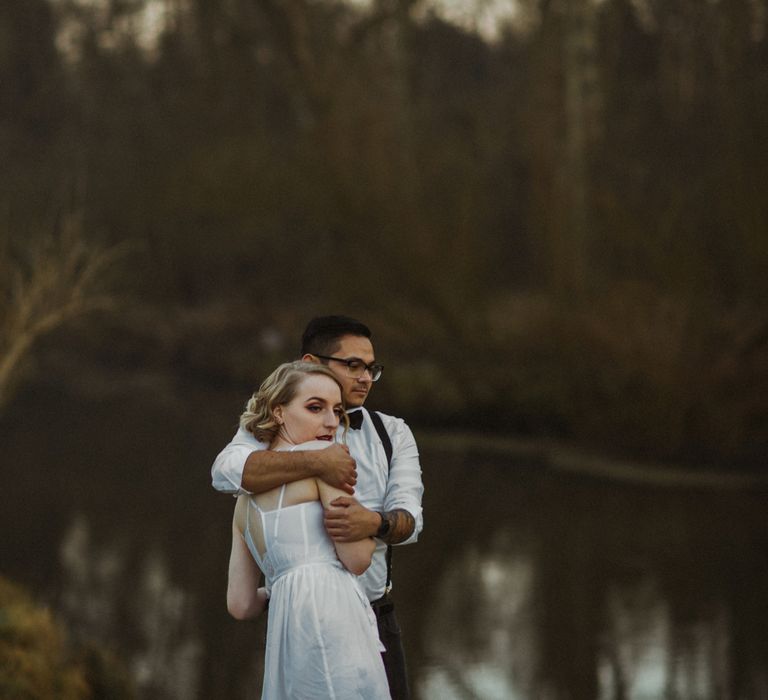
[286,439,336,452]
[282,477,320,508]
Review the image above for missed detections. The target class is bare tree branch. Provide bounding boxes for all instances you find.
[0,216,131,412]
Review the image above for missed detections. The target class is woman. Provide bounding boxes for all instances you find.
[226,361,391,699]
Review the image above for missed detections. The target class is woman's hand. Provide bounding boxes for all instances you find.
[254,587,269,614]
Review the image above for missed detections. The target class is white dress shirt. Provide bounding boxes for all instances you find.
[211,407,424,601]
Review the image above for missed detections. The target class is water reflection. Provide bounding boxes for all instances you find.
[412,467,768,700]
[419,534,537,699]
[419,547,739,700]
[598,578,730,699]
[58,514,203,699]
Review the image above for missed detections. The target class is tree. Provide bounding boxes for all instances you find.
[0,575,134,699]
[0,576,89,699]
[0,216,129,412]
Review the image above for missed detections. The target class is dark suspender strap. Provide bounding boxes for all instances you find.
[369,410,392,467]
[368,410,393,592]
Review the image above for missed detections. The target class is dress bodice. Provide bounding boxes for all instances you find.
[243,491,342,590]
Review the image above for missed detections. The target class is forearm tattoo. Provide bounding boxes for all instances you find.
[381,509,415,545]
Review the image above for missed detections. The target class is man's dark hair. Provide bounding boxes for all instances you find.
[301,315,372,356]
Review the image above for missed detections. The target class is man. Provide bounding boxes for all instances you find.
[211,315,424,699]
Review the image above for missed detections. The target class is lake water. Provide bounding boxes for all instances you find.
[2,382,767,699]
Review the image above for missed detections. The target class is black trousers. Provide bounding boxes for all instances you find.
[372,594,410,700]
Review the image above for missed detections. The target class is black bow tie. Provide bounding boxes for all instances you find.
[348,410,364,430]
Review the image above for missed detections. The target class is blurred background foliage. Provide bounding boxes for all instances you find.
[0,575,133,699]
[1,0,767,467]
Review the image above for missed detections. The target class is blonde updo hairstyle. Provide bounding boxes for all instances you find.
[240,361,349,443]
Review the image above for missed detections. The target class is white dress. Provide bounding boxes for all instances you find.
[244,484,391,699]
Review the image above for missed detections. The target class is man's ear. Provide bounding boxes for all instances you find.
[302,354,320,364]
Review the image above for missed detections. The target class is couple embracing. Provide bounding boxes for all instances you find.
[211,315,424,699]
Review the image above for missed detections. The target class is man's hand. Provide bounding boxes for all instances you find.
[324,496,379,542]
[314,444,357,495]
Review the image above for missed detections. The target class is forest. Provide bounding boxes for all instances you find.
[2,0,767,468]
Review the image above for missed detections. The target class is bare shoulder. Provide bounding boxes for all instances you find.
[291,439,336,452]
[282,478,320,507]
[233,495,248,532]
[249,478,318,510]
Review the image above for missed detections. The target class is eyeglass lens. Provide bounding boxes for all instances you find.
[346,360,382,381]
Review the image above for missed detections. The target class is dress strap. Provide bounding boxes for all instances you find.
[273,483,287,538]
[244,498,267,564]
[246,496,266,530]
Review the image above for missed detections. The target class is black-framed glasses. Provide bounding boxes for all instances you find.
[314,354,384,382]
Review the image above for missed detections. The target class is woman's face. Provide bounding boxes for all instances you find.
[273,374,343,446]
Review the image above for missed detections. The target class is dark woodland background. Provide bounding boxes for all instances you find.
[3,0,767,468]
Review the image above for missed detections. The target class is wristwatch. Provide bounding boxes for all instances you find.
[376,512,390,539]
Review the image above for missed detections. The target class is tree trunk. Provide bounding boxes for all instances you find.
[559,0,600,295]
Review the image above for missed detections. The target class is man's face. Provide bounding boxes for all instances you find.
[319,334,376,408]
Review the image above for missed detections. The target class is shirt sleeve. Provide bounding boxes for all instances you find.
[381,415,424,545]
[210,427,267,494]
